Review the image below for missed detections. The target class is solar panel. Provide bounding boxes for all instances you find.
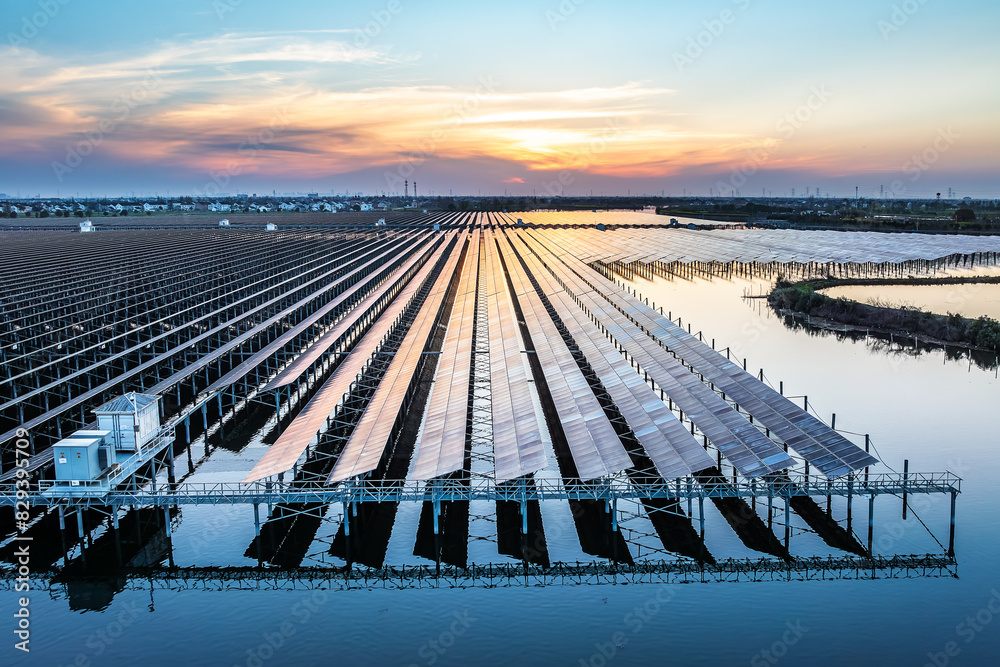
[243,235,454,483]
[327,231,464,484]
[517,230,794,479]
[509,233,714,480]
[485,228,548,481]
[548,241,879,478]
[496,233,631,480]
[259,236,437,393]
[411,228,481,480]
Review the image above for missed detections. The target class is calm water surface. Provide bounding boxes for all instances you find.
[822,283,1000,320]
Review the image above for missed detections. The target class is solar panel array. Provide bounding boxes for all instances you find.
[513,230,795,478]
[497,233,632,480]
[5,213,910,495]
[328,232,463,483]
[483,227,548,481]
[411,228,481,481]
[243,236,453,483]
[507,233,715,480]
[542,232,880,478]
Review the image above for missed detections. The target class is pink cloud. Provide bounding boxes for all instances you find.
[503,177,525,184]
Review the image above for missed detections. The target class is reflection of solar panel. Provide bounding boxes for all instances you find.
[509,233,714,480]
[485,228,547,482]
[328,232,463,484]
[411,228,481,481]
[550,239,879,478]
[498,233,631,480]
[519,230,795,479]
[243,235,453,483]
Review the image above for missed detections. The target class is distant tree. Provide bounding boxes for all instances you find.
[8,210,16,218]
[74,210,84,217]
[955,208,976,222]
[40,210,50,218]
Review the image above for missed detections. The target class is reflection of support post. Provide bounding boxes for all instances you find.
[253,503,262,564]
[163,506,175,568]
[113,510,122,566]
[948,490,957,558]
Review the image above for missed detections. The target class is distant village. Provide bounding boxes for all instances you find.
[0,192,996,231]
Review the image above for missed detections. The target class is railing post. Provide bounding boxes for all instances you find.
[902,459,909,520]
[868,495,875,555]
[948,490,957,558]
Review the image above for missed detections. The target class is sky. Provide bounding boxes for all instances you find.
[1,0,997,199]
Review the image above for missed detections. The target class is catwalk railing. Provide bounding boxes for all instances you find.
[1,470,960,507]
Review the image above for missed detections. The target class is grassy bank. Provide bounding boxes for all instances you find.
[767,276,1000,351]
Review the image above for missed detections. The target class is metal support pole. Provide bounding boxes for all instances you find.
[948,491,957,557]
[783,494,790,550]
[76,508,88,567]
[847,474,854,535]
[274,392,282,435]
[864,434,870,485]
[902,459,909,520]
[58,504,69,567]
[167,442,175,485]
[868,495,875,555]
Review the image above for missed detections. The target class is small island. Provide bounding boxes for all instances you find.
[767,275,1000,352]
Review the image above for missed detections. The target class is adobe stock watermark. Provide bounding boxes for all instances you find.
[406,608,476,666]
[53,600,143,666]
[923,588,1000,667]
[539,117,624,198]
[713,85,833,197]
[51,67,164,182]
[383,75,500,192]
[12,427,32,654]
[7,0,72,48]
[351,0,404,51]
[578,586,678,666]
[546,0,587,31]
[233,590,329,667]
[885,127,959,198]
[194,107,291,197]
[877,0,932,40]
[673,0,752,73]
[750,620,809,666]
[213,0,244,20]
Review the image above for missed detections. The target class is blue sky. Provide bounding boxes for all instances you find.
[1,0,997,198]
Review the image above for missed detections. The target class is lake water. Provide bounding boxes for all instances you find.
[5,264,1000,667]
[821,283,1000,321]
